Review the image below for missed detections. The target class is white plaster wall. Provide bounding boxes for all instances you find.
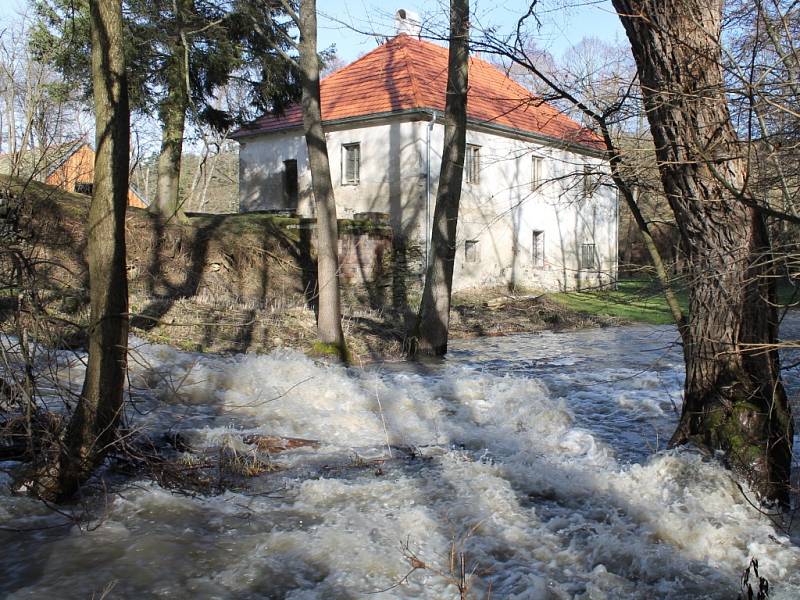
[238,119,426,239]
[428,124,618,291]
[237,116,618,292]
[239,130,314,214]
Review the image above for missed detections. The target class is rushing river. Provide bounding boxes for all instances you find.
[2,320,800,599]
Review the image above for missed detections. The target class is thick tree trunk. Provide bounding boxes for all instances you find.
[43,0,130,501]
[298,0,347,360]
[152,0,190,221]
[622,210,635,270]
[154,96,187,219]
[612,0,793,503]
[411,0,469,357]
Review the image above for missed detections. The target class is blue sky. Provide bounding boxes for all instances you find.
[316,0,626,62]
[0,0,625,63]
[0,0,26,20]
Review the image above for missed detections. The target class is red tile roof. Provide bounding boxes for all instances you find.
[234,35,603,151]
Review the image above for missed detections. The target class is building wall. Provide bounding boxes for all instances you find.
[436,126,618,291]
[237,116,617,291]
[45,144,94,191]
[239,119,426,236]
[44,144,148,209]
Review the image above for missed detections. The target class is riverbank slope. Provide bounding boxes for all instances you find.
[1,176,672,362]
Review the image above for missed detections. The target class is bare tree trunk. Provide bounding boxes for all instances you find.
[298,0,347,360]
[43,0,130,502]
[198,144,221,211]
[152,0,189,221]
[601,128,686,329]
[411,0,469,357]
[612,0,793,504]
[622,209,635,270]
[5,84,16,158]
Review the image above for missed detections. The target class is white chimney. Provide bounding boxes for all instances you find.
[395,9,422,37]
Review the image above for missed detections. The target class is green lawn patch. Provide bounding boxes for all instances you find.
[549,279,688,325]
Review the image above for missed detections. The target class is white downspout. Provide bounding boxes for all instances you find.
[425,110,436,270]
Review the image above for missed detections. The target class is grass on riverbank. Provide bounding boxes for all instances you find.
[550,279,686,326]
[551,278,799,326]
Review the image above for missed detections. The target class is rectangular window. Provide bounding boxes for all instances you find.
[465,239,479,263]
[532,230,544,268]
[583,165,594,198]
[283,159,298,207]
[531,156,542,190]
[343,143,360,185]
[580,243,597,270]
[465,145,480,184]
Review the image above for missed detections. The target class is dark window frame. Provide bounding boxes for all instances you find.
[465,144,481,184]
[342,143,360,185]
[582,165,595,198]
[532,230,545,268]
[75,182,94,196]
[580,242,597,270]
[465,239,480,263]
[283,159,298,207]
[531,156,543,191]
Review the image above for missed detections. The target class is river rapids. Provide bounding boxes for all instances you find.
[2,321,800,599]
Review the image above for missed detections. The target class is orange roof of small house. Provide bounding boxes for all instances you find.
[234,34,603,151]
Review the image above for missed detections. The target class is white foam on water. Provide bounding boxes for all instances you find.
[2,326,800,599]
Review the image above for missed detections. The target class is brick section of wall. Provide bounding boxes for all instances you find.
[284,216,423,312]
[338,233,392,285]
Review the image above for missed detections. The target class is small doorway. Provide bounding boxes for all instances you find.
[283,159,298,209]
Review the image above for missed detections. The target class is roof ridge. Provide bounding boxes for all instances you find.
[42,140,87,177]
[398,36,423,108]
[398,36,541,103]
[321,36,403,86]
[468,54,539,102]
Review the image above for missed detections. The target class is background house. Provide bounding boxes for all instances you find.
[0,140,148,208]
[233,15,617,292]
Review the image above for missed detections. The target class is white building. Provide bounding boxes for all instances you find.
[233,17,617,292]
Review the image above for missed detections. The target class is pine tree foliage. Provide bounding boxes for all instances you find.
[29,0,300,130]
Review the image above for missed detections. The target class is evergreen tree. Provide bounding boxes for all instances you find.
[30,0,299,218]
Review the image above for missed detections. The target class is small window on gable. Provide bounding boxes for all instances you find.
[465,239,479,263]
[75,182,93,196]
[531,156,543,190]
[465,145,480,184]
[343,143,360,185]
[580,243,597,270]
[532,230,544,268]
[283,159,298,207]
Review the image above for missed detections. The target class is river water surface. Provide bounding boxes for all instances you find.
[2,320,800,599]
